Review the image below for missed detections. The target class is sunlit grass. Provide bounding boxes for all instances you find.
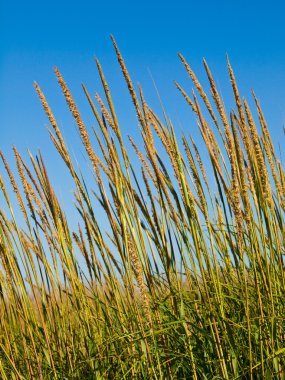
[0,37,284,379]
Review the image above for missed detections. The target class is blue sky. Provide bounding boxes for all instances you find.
[1,0,285,214]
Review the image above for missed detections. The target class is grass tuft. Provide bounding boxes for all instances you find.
[0,38,285,379]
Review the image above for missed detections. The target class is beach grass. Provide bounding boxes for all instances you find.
[0,37,285,379]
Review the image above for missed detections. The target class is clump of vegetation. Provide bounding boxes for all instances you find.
[0,37,284,379]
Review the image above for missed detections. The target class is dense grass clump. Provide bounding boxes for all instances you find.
[0,37,285,379]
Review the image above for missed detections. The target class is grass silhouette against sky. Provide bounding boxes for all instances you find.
[1,0,285,150]
[1,0,285,218]
[1,2,285,378]
[0,0,285,229]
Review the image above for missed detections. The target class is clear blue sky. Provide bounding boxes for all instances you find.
[1,0,285,213]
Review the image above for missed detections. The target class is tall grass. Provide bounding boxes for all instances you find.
[0,37,285,379]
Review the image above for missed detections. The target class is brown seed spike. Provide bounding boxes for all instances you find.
[178,53,220,130]
[34,82,68,156]
[110,35,145,127]
[54,67,102,181]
